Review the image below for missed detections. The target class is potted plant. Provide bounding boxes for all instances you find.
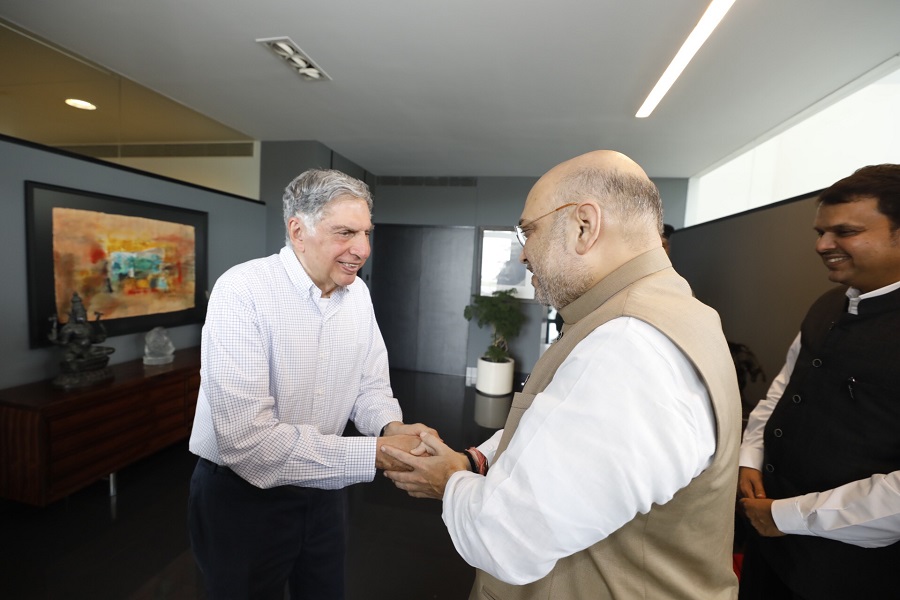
[464,289,526,395]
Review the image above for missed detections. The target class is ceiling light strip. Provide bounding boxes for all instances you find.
[635,0,737,118]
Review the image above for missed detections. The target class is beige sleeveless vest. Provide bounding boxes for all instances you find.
[470,248,740,600]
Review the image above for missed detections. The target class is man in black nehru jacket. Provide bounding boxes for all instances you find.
[738,164,900,599]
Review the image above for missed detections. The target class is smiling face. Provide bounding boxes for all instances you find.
[289,195,372,296]
[814,196,900,293]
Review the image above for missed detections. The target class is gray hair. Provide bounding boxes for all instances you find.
[283,169,373,244]
[553,167,663,244]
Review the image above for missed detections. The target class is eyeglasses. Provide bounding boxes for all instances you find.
[514,202,578,246]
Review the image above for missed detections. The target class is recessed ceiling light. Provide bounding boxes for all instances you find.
[273,41,295,57]
[297,67,322,80]
[636,0,737,118]
[65,98,97,110]
[287,55,309,69]
[256,37,331,82]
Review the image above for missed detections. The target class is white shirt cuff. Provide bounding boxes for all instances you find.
[770,497,807,536]
[739,447,764,470]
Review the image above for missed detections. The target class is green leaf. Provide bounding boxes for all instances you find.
[463,289,526,362]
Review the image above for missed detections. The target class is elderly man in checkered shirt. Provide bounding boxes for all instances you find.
[188,168,435,600]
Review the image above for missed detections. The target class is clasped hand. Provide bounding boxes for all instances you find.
[375,422,439,472]
[737,466,785,538]
[381,432,470,500]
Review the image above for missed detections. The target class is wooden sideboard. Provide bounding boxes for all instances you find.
[0,347,201,506]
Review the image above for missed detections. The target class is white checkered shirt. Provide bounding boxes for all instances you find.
[189,246,402,489]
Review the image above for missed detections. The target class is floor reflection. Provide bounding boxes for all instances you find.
[473,392,513,430]
[0,370,508,600]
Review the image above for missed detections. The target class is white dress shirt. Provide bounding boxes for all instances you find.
[189,246,402,490]
[740,281,900,548]
[442,317,716,585]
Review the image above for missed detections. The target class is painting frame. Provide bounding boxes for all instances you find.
[25,181,209,348]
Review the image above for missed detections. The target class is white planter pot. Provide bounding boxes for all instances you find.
[475,357,515,396]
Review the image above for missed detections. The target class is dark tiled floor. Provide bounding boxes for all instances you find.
[0,371,508,600]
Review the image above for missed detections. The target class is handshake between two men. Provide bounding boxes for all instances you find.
[375,426,471,500]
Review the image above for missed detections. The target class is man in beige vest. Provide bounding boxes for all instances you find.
[384,150,741,599]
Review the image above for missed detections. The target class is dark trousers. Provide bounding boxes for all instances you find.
[188,458,347,600]
[739,535,808,600]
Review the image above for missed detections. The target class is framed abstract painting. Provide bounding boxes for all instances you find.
[25,181,208,348]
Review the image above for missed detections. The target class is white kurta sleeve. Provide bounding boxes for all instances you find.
[442,317,717,584]
[772,471,900,547]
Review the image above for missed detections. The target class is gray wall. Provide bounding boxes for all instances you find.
[0,136,266,389]
[671,193,834,404]
[656,177,689,229]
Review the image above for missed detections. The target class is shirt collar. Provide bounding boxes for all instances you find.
[279,245,350,301]
[845,280,900,315]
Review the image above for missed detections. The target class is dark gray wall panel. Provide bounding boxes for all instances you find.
[370,225,475,376]
[370,225,423,371]
[416,227,476,375]
[672,194,834,403]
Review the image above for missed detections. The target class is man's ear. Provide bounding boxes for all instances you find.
[288,216,307,251]
[574,202,602,255]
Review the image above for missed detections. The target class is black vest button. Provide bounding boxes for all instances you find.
[812,358,823,367]
[765,464,775,473]
[792,394,802,403]
[773,428,783,437]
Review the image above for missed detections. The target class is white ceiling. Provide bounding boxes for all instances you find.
[2,0,899,178]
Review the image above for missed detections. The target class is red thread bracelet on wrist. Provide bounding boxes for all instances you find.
[467,447,488,476]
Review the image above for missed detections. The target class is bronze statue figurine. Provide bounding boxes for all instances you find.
[48,292,115,389]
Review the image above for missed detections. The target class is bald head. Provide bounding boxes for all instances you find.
[552,150,650,181]
[530,150,663,247]
[519,151,665,305]
[534,151,650,202]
